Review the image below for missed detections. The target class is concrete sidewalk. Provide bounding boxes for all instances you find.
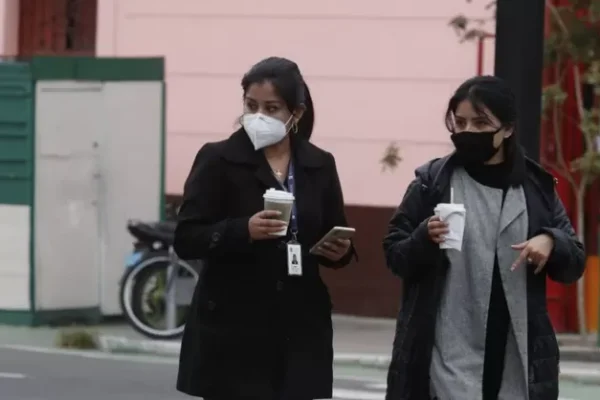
[2,314,600,384]
[96,314,600,364]
[97,315,600,361]
[95,315,600,385]
[94,315,395,365]
[97,315,397,366]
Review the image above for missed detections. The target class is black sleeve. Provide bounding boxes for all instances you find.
[539,191,585,284]
[317,153,357,269]
[383,179,441,281]
[173,143,252,260]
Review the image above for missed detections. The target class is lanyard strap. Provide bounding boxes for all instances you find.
[277,161,298,237]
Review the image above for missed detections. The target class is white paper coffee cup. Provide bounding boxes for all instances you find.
[434,203,466,251]
[263,189,295,236]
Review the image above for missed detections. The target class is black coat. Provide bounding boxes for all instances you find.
[174,129,355,400]
[383,155,585,400]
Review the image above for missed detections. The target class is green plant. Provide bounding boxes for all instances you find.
[448,0,497,41]
[55,327,99,350]
[450,0,600,335]
[380,142,403,172]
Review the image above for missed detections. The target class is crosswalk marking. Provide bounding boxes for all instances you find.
[365,382,387,390]
[0,372,27,379]
[332,388,384,400]
[333,385,577,400]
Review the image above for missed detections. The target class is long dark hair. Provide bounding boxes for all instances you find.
[445,75,526,186]
[241,57,315,140]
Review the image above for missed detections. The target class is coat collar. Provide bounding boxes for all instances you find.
[221,128,328,169]
[417,152,556,208]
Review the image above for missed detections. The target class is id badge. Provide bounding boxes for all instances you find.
[287,242,303,276]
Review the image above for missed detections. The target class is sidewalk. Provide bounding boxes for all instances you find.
[97,315,397,366]
[98,315,600,385]
[2,314,600,384]
[98,315,600,362]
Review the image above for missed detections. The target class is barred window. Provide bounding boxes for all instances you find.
[19,0,97,57]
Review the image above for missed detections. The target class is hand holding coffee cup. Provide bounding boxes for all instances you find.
[428,187,467,251]
[433,202,466,251]
[263,189,295,237]
[248,210,288,240]
[427,216,449,244]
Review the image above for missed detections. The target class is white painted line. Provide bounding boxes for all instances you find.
[332,389,384,400]
[335,375,385,384]
[561,367,600,377]
[0,372,27,379]
[0,345,177,365]
[365,382,387,390]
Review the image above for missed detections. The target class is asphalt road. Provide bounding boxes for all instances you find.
[0,345,598,400]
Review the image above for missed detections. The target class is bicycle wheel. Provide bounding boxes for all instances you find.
[120,255,199,339]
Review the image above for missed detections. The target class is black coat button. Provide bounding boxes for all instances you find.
[277,241,286,250]
[276,281,284,291]
[207,300,216,311]
[211,232,221,243]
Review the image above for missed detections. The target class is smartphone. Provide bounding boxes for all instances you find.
[309,226,356,254]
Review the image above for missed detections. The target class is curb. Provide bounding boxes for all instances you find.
[98,335,393,367]
[559,366,600,386]
[98,336,181,357]
[332,353,390,369]
[97,335,600,385]
[560,345,600,363]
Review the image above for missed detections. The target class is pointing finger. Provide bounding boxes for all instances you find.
[511,248,530,271]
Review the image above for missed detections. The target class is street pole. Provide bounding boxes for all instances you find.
[494,0,546,162]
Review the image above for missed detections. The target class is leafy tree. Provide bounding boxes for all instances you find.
[450,0,600,335]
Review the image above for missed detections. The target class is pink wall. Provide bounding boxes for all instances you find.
[97,0,495,207]
[0,0,19,56]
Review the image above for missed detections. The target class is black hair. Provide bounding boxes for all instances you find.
[241,57,315,140]
[445,75,526,186]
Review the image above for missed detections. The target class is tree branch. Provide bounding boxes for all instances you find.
[572,66,596,153]
[546,0,569,35]
[550,59,577,189]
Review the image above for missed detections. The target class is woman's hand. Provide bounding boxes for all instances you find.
[427,216,449,244]
[313,238,351,261]
[248,210,287,240]
[511,234,555,274]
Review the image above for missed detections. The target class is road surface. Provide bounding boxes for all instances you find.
[1,345,598,399]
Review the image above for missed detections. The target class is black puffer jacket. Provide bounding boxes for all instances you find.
[383,155,585,400]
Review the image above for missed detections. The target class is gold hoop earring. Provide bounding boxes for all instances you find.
[292,121,298,134]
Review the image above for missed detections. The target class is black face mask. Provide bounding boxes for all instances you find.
[450,128,502,164]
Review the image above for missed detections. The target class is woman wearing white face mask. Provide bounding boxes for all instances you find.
[174,57,356,400]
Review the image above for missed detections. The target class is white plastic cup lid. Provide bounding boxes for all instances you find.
[435,203,465,211]
[263,188,295,202]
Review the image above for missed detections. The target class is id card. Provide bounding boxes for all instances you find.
[287,243,302,276]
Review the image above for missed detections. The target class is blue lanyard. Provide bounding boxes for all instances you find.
[278,161,298,238]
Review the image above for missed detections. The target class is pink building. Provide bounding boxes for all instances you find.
[96,0,495,207]
[1,0,495,317]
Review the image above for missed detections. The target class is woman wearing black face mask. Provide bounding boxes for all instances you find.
[383,76,585,400]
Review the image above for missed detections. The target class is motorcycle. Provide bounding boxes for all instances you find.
[119,219,201,339]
